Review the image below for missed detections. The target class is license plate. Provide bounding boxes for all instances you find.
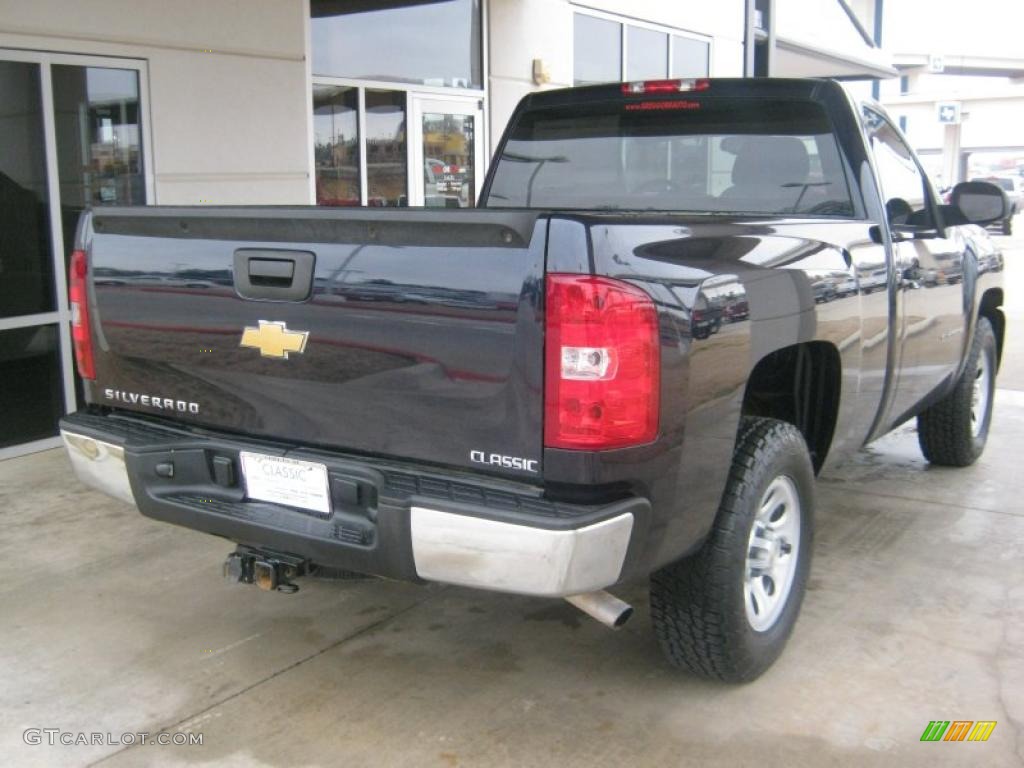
[239,452,330,514]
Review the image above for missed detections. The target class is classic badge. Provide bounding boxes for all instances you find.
[240,320,309,359]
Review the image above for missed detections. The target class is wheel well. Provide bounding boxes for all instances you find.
[741,342,841,474]
[979,288,1005,368]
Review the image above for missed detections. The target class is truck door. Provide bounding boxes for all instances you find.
[863,107,967,423]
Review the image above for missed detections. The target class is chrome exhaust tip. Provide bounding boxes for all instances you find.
[565,590,634,629]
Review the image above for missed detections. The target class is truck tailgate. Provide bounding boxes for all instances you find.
[84,207,546,480]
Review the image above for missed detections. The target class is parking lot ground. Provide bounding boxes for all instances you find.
[1,230,1022,768]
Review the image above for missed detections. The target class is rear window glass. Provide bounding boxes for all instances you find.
[485,98,854,216]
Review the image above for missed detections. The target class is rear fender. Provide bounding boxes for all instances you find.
[551,216,860,572]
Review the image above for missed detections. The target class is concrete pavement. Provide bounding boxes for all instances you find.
[1,230,1022,768]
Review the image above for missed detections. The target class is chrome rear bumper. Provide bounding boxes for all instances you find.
[410,506,633,597]
[61,430,135,505]
[60,426,636,597]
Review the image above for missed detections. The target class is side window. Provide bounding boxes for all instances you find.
[864,108,934,229]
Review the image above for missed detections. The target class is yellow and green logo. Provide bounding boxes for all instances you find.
[921,721,997,742]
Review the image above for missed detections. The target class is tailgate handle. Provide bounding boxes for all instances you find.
[249,258,294,285]
[233,249,315,302]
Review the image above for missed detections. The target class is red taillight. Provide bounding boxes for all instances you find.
[621,78,710,95]
[69,249,96,380]
[544,275,660,450]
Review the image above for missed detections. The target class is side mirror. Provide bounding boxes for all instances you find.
[951,180,1009,225]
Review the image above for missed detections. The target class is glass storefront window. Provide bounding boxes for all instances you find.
[573,14,621,86]
[0,61,55,319]
[366,90,407,207]
[627,26,668,80]
[310,87,411,207]
[574,13,711,85]
[313,85,360,206]
[311,0,482,89]
[673,35,710,78]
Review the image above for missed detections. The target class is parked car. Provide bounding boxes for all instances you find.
[691,294,724,338]
[833,275,858,298]
[722,296,750,322]
[812,277,837,303]
[860,267,888,294]
[62,79,1007,683]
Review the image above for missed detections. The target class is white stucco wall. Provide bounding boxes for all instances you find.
[0,0,312,205]
[487,0,745,147]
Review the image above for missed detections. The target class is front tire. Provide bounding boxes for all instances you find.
[650,418,815,683]
[917,316,997,466]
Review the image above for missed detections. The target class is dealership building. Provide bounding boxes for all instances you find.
[0,0,891,457]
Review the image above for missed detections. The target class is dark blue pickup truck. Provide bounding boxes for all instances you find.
[60,78,1008,682]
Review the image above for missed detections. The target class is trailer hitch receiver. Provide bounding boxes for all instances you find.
[223,546,310,593]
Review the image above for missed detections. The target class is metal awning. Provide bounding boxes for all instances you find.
[774,0,897,80]
[893,53,1024,80]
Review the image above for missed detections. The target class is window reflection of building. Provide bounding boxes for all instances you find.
[313,85,359,206]
[366,90,407,207]
[53,66,144,213]
[310,0,482,88]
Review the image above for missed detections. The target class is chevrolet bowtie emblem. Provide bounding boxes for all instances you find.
[239,320,309,359]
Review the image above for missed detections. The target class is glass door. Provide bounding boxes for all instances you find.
[0,60,65,453]
[409,97,484,207]
[0,50,150,458]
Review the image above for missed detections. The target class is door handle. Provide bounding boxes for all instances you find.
[233,249,315,302]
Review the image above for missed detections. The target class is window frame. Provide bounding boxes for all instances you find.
[862,105,942,233]
[570,6,713,86]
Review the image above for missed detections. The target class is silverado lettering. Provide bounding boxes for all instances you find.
[104,389,200,414]
[62,78,1007,683]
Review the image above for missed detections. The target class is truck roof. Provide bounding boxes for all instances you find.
[518,77,847,110]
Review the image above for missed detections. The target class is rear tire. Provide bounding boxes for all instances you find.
[917,316,997,467]
[650,418,815,683]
